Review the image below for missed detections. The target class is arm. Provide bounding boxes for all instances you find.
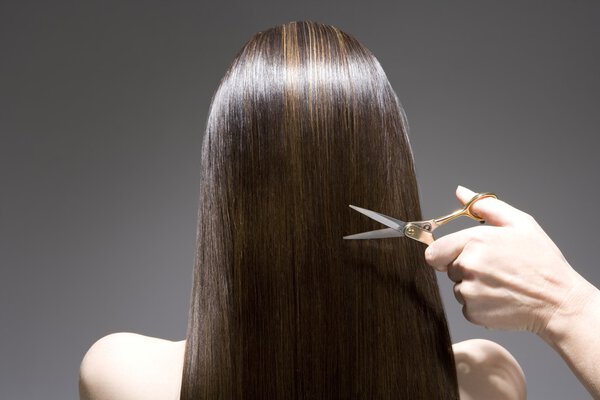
[539,277,600,398]
[426,185,600,398]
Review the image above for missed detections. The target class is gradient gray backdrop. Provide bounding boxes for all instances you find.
[2,1,599,399]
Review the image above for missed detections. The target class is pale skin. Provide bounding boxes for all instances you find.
[425,185,600,399]
[79,333,526,399]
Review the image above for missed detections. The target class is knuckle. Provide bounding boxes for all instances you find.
[459,282,477,299]
[454,247,485,275]
[469,231,484,244]
[424,246,435,263]
[462,305,481,325]
[453,284,464,304]
[521,211,537,224]
[454,252,475,270]
[460,285,471,299]
[452,253,466,268]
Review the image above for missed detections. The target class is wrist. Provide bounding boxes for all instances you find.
[538,271,599,346]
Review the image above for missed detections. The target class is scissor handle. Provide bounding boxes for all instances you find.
[434,192,497,227]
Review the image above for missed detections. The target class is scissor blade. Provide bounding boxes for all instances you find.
[343,227,403,240]
[348,205,407,231]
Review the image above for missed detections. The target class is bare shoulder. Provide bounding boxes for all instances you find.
[453,339,526,400]
[79,332,186,400]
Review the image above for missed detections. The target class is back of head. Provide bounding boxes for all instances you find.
[181,21,458,399]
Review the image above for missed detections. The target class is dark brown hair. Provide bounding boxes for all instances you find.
[180,21,458,399]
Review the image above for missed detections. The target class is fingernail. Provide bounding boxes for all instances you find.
[457,185,465,191]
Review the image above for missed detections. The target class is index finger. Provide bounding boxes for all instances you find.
[424,225,485,272]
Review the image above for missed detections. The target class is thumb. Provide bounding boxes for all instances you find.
[455,185,523,227]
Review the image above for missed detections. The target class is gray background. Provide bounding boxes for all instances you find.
[2,1,599,399]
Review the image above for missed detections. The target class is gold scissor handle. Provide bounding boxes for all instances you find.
[404,192,498,245]
[434,192,497,227]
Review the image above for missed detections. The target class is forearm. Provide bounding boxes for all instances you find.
[539,274,600,399]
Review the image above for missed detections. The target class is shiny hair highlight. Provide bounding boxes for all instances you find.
[180,20,458,399]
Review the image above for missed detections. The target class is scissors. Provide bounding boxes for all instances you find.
[343,192,497,245]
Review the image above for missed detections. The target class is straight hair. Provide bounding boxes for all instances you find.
[180,21,459,399]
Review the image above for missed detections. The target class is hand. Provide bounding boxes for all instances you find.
[425,185,586,334]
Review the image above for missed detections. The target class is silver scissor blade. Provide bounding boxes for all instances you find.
[343,227,404,240]
[348,205,407,231]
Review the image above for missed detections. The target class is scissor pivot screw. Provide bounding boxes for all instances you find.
[406,226,416,235]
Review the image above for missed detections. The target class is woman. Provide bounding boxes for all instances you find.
[79,21,526,399]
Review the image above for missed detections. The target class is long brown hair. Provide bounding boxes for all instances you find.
[180,21,458,399]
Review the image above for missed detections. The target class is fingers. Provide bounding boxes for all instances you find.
[425,226,480,272]
[425,185,524,271]
[449,260,466,305]
[455,185,523,227]
[453,282,465,305]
